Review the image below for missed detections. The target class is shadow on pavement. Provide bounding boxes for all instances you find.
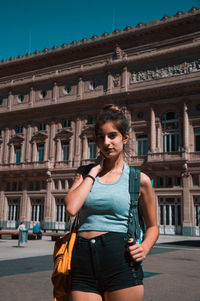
[161,240,200,247]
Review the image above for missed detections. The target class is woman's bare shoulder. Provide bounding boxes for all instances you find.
[140,172,152,188]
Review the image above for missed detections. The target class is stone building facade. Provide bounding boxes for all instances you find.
[0,7,200,235]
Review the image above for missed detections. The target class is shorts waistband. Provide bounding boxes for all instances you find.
[76,232,128,246]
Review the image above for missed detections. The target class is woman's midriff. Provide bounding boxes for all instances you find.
[77,230,108,239]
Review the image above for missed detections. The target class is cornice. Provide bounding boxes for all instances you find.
[0,39,200,91]
[0,7,199,68]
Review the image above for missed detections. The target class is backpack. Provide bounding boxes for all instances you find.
[127,166,146,243]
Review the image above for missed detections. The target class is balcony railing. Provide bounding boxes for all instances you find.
[147,151,187,162]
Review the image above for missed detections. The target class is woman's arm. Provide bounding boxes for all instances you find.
[128,172,159,262]
[64,164,102,217]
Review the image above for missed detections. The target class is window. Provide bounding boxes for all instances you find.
[162,112,179,152]
[38,123,46,131]
[194,197,200,226]
[56,199,67,222]
[65,87,71,95]
[159,197,181,226]
[136,135,148,155]
[62,120,71,128]
[37,144,44,161]
[166,177,172,187]
[157,177,164,188]
[175,176,181,186]
[16,126,23,134]
[31,200,44,222]
[35,181,40,191]
[89,81,98,90]
[14,146,21,163]
[54,180,59,190]
[0,99,3,106]
[194,128,200,151]
[192,174,199,186]
[0,129,2,136]
[61,180,66,189]
[42,181,46,189]
[87,116,94,125]
[18,95,24,103]
[40,91,47,99]
[62,142,69,161]
[88,139,96,159]
[8,200,19,221]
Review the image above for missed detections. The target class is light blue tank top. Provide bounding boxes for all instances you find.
[78,161,131,233]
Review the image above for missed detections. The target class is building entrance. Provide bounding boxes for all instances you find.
[159,197,182,235]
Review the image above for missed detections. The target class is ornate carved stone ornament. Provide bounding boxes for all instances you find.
[130,58,200,84]
[81,124,95,137]
[113,74,121,87]
[31,131,48,143]
[54,129,73,141]
[8,134,24,145]
[113,44,127,60]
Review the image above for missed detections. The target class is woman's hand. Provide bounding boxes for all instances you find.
[127,238,147,262]
[89,152,105,177]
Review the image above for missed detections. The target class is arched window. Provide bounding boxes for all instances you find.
[162,112,179,152]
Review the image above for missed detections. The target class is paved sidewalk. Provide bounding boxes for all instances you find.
[0,235,200,301]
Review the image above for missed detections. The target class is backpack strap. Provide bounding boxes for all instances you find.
[127,166,141,240]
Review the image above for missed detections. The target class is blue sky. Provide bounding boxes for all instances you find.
[0,0,199,60]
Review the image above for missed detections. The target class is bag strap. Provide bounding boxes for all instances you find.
[127,166,141,239]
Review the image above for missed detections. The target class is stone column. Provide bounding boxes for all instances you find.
[182,172,194,235]
[20,180,28,221]
[20,141,25,163]
[7,91,12,111]
[44,139,48,161]
[49,121,56,161]
[43,179,53,230]
[82,135,88,160]
[121,66,128,91]
[183,103,189,151]
[68,137,74,167]
[9,144,15,164]
[52,82,58,103]
[25,124,32,162]
[74,118,82,167]
[107,71,113,94]
[29,87,34,106]
[77,77,83,99]
[0,141,2,164]
[157,123,162,152]
[150,106,156,152]
[3,128,9,164]
[56,138,61,161]
[32,141,37,162]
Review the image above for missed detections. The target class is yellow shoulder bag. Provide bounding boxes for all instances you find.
[51,219,78,301]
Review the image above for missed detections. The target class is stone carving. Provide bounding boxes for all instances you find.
[130,58,200,84]
[113,74,121,87]
[115,45,123,59]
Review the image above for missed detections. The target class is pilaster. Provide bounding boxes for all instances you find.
[56,138,61,161]
[107,71,113,94]
[49,121,56,161]
[52,82,58,103]
[77,77,83,99]
[74,118,82,167]
[82,135,88,160]
[121,66,128,91]
[150,106,156,152]
[3,128,9,164]
[183,102,189,151]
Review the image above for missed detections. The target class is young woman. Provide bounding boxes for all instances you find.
[65,105,159,301]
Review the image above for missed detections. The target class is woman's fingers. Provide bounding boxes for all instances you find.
[128,242,146,261]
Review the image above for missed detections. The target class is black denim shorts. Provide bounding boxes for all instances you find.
[71,232,144,296]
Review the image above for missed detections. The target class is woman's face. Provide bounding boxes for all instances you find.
[96,121,129,159]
